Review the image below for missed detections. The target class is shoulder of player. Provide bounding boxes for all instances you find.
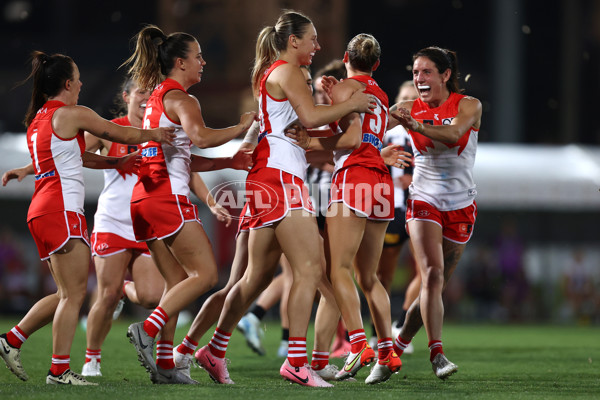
[270,62,304,81]
[54,104,96,122]
[331,78,361,103]
[458,95,482,112]
[163,89,199,107]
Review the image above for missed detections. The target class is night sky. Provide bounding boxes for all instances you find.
[1,0,598,144]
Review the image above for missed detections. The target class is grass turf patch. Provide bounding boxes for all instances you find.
[0,317,598,399]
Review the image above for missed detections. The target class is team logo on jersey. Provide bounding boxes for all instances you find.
[416,210,430,217]
[459,223,472,235]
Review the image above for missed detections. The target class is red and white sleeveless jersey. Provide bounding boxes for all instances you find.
[93,116,140,240]
[333,75,389,175]
[26,100,86,221]
[408,92,478,211]
[132,78,192,202]
[253,60,307,179]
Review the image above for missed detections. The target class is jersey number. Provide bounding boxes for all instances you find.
[368,100,388,135]
[30,131,40,173]
[141,106,152,146]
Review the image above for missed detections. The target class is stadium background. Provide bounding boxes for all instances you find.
[0,0,599,325]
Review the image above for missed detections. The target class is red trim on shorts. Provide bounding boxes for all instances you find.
[330,167,394,220]
[246,167,314,230]
[131,194,202,242]
[28,211,90,260]
[91,232,150,257]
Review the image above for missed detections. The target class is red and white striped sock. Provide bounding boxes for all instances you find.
[393,335,412,357]
[377,338,393,360]
[85,348,101,364]
[428,340,444,361]
[348,329,367,353]
[156,341,175,369]
[143,306,169,338]
[208,327,231,359]
[287,337,308,367]
[310,350,329,371]
[176,335,198,356]
[50,354,70,376]
[6,326,28,349]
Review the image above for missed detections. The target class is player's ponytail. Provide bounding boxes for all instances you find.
[251,26,278,97]
[22,51,74,127]
[251,10,313,98]
[123,24,196,91]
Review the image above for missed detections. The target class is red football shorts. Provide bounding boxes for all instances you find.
[330,166,394,220]
[28,210,90,260]
[91,232,150,257]
[406,199,477,243]
[245,167,314,229]
[131,194,201,241]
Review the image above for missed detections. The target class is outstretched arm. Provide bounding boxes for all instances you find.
[168,91,257,149]
[390,97,481,143]
[2,163,34,186]
[190,150,253,172]
[55,106,175,145]
[82,151,141,174]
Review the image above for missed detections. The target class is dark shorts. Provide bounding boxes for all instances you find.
[383,207,409,247]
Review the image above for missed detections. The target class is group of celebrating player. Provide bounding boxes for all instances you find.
[0,9,480,387]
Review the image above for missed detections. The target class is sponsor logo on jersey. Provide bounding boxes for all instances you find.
[442,118,453,125]
[141,147,158,157]
[362,133,383,151]
[34,170,56,180]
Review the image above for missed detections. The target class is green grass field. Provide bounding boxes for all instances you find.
[0,317,598,399]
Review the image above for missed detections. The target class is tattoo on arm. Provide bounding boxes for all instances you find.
[100,131,112,140]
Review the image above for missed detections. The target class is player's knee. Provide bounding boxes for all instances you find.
[137,295,160,309]
[422,266,444,291]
